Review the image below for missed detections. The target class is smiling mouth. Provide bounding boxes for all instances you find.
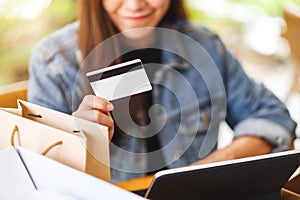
[123,13,151,21]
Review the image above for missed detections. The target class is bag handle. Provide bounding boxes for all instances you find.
[10,125,63,156]
[10,125,19,147]
[41,141,63,155]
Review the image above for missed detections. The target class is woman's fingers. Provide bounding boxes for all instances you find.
[72,95,115,140]
[80,95,114,112]
[75,109,113,127]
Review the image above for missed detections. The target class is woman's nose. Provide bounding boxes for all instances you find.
[125,0,147,11]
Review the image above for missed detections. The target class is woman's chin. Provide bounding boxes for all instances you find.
[122,27,155,39]
[121,27,156,47]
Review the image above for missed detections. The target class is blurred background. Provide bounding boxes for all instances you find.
[0,0,76,86]
[1,0,300,138]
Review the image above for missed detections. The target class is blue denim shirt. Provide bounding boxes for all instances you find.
[28,21,296,183]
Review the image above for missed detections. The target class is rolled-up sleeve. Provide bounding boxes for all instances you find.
[234,118,293,152]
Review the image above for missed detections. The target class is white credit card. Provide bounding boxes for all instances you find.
[86,59,152,101]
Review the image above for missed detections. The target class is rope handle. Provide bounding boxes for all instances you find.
[41,141,63,155]
[10,125,63,156]
[10,125,19,147]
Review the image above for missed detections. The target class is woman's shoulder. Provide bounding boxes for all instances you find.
[168,20,225,58]
[174,20,219,41]
[31,21,79,61]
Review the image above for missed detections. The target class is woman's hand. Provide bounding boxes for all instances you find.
[72,95,115,140]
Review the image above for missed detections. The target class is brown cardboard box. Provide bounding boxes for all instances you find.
[282,170,300,200]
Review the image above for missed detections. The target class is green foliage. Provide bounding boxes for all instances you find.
[186,5,243,32]
[0,0,76,86]
[185,0,300,32]
[43,0,77,25]
[228,0,282,16]
[227,0,300,16]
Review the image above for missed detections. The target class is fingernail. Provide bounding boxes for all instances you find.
[107,102,114,110]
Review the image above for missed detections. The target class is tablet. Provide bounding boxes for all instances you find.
[145,150,300,200]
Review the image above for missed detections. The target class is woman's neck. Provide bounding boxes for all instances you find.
[120,28,157,49]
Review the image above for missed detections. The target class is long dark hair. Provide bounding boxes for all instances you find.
[78,0,187,60]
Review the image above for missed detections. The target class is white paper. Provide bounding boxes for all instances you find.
[17,147,146,200]
[0,147,36,200]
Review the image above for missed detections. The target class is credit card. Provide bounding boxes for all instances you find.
[86,59,152,101]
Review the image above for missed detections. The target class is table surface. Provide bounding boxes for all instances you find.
[114,174,154,191]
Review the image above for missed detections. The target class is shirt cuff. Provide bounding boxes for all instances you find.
[233,118,293,152]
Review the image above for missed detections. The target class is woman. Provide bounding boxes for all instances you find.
[28,0,295,183]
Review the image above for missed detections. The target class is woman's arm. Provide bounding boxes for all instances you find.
[189,34,295,166]
[191,135,272,165]
[216,35,295,153]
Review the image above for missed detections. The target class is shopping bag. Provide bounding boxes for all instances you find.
[0,146,146,200]
[0,100,110,182]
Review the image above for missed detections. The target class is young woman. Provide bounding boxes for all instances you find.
[28,0,295,183]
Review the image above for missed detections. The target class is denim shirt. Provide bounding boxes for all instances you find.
[28,21,296,183]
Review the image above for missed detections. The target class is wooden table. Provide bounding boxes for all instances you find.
[115,174,154,192]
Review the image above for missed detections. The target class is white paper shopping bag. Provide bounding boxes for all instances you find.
[0,100,110,182]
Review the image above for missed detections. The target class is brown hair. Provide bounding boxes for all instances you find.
[77,0,187,60]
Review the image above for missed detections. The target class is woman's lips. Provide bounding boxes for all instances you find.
[122,13,151,22]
